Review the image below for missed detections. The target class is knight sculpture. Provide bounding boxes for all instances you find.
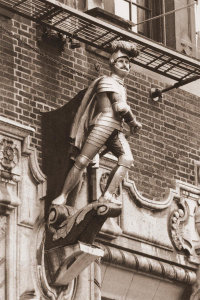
[52,40,141,206]
[43,40,142,287]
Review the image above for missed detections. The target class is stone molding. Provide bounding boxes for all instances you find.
[101,244,196,285]
[0,116,35,139]
[29,149,46,185]
[123,177,173,210]
[123,177,200,211]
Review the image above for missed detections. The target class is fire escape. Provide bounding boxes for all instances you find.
[0,0,200,98]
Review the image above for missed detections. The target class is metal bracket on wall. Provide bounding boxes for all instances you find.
[150,75,200,101]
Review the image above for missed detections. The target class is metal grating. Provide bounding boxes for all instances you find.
[0,0,200,81]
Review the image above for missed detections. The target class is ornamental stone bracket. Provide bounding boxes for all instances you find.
[33,200,121,298]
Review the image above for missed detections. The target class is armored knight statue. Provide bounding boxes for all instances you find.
[43,41,142,286]
[52,40,141,207]
[45,40,142,241]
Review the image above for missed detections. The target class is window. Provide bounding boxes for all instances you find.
[113,0,198,57]
[85,0,167,44]
[114,0,166,44]
[85,0,199,58]
[114,0,152,37]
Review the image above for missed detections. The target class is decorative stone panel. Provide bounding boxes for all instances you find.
[97,155,200,300]
[0,116,46,300]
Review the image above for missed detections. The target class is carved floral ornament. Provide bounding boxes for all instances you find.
[0,138,19,171]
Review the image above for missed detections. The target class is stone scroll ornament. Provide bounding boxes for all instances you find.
[169,194,200,261]
[41,40,140,290]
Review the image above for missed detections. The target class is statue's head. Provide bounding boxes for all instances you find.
[109,40,139,78]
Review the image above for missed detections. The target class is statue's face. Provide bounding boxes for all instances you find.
[112,56,131,78]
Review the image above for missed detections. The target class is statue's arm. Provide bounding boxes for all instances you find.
[110,92,142,133]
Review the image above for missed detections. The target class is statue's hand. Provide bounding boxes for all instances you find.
[130,120,142,134]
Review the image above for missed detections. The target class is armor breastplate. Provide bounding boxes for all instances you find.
[90,76,127,131]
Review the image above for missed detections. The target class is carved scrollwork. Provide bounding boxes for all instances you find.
[32,198,121,295]
[170,204,186,252]
[169,193,200,261]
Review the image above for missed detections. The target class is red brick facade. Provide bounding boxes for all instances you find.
[1,12,200,202]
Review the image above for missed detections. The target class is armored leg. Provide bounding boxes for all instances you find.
[52,149,96,205]
[102,131,134,203]
[103,154,133,202]
[61,154,91,197]
[52,125,113,205]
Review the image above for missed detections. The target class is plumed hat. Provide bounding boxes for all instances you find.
[109,40,139,64]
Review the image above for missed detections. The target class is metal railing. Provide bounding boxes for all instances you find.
[0,0,200,82]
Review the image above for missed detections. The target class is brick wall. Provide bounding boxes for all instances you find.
[1,12,200,201]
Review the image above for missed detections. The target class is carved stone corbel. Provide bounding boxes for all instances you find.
[44,201,121,287]
[33,198,121,298]
[34,199,120,299]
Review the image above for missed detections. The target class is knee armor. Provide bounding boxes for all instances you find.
[74,154,91,170]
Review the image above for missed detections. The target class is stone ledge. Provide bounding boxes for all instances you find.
[101,244,197,284]
[0,116,35,139]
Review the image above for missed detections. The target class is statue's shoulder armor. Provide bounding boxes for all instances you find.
[96,76,119,94]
